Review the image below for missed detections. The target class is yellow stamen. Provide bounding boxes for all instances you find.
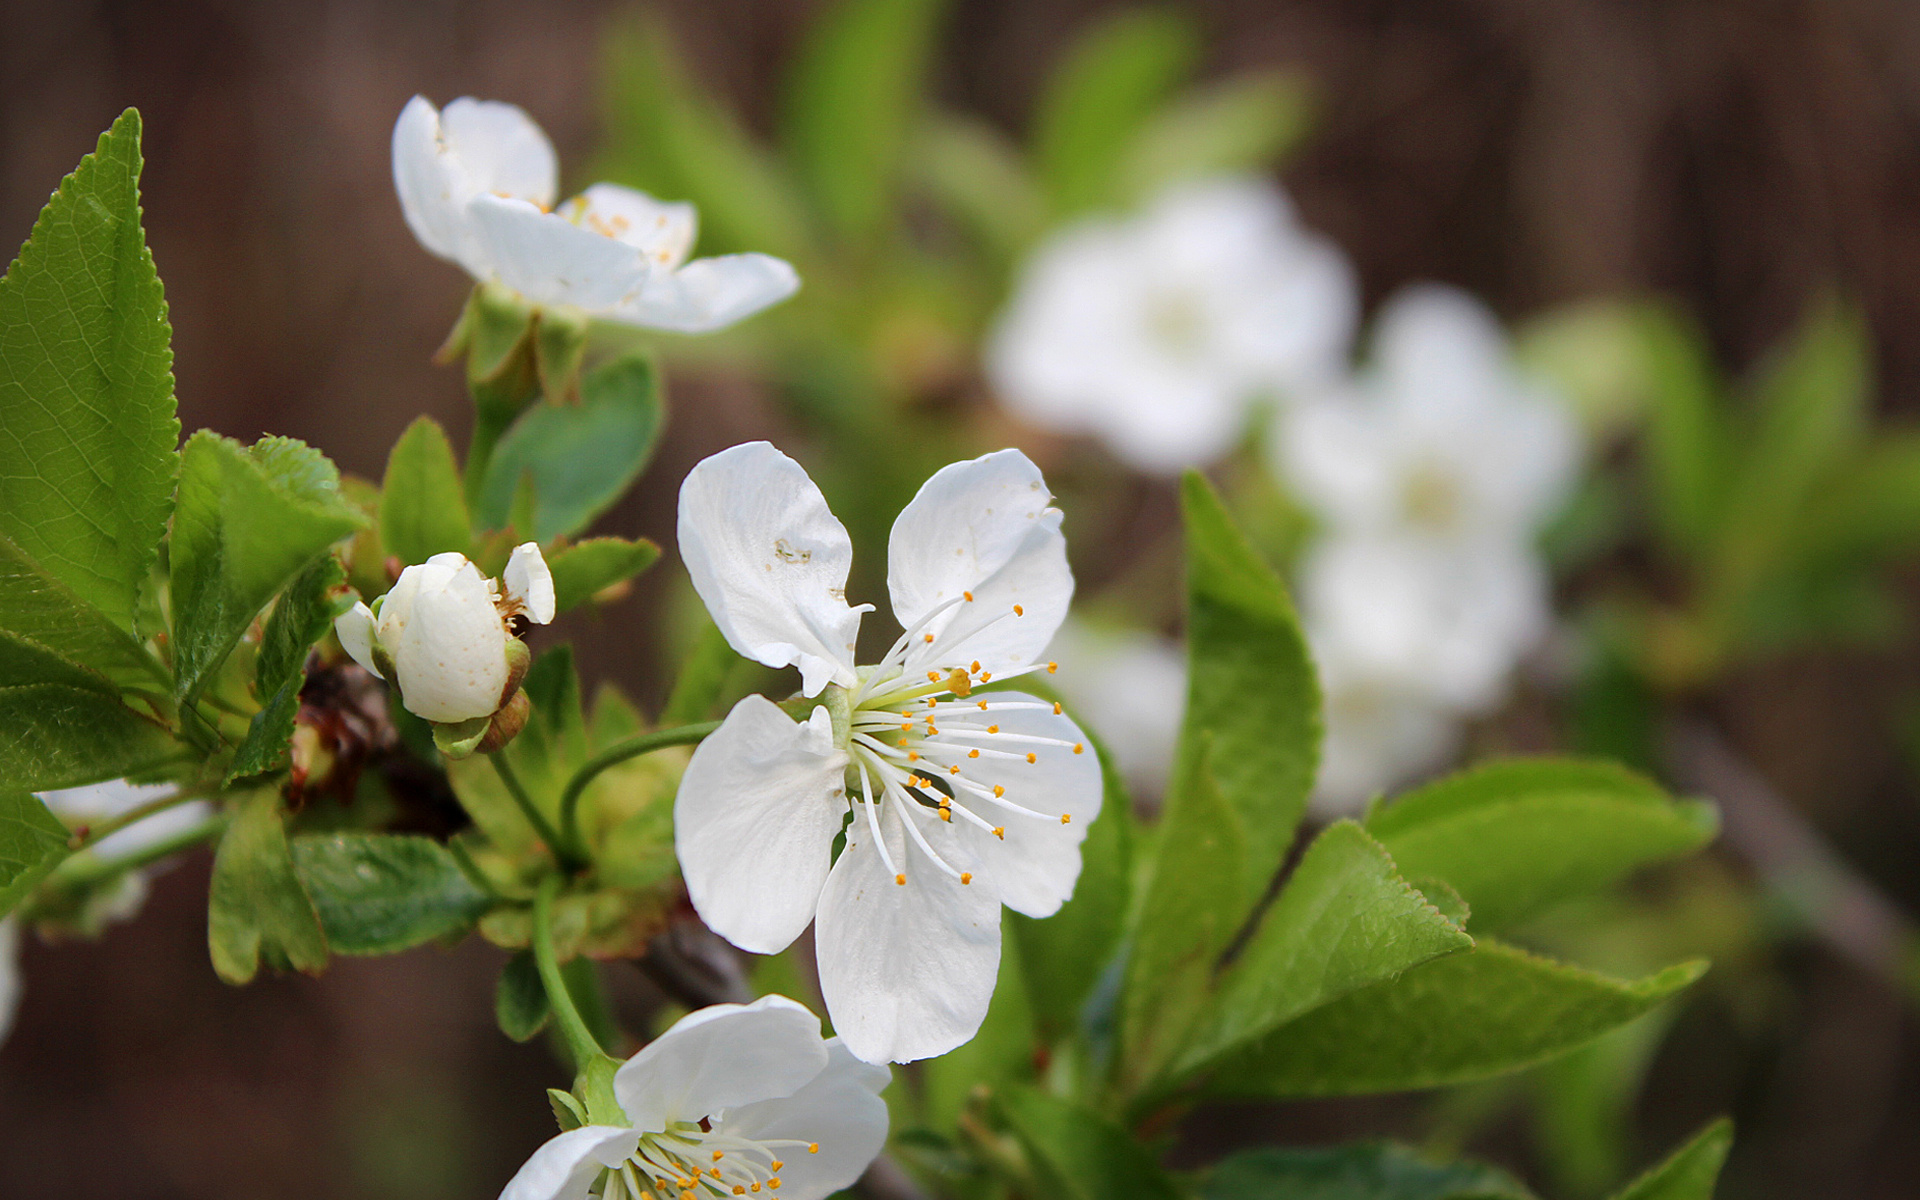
[960,872,973,884]
[1047,662,1058,674]
[923,633,934,643]
[1026,752,1037,764]
[771,1162,784,1172]
[968,749,980,758]
[1061,814,1072,824]
[949,765,961,775]
[940,809,951,821]
[970,660,982,673]
[769,1181,782,1191]
[978,700,989,710]
[927,671,941,683]
[712,1152,725,1162]
[993,826,1005,839]
[808,1145,819,1154]
[1013,605,1024,616]
[895,873,906,885]
[987,725,999,733]
[734,1189,746,1195]
[993,785,1005,797]
[1073,743,1085,754]
[963,591,973,601]
[1053,701,1062,714]
[908,751,920,761]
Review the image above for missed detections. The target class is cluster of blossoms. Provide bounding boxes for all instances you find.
[992,179,1579,806]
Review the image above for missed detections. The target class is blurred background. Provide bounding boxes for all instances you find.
[5,0,1920,1196]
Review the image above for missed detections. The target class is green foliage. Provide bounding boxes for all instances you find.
[381,416,472,565]
[0,537,162,689]
[0,790,73,917]
[1202,1143,1533,1200]
[291,832,491,955]
[1207,941,1706,1098]
[0,680,180,791]
[496,949,551,1042]
[0,109,178,637]
[660,619,745,726]
[782,0,947,240]
[1365,759,1717,932]
[1034,8,1201,215]
[1169,821,1472,1084]
[169,432,365,703]
[1636,305,1729,560]
[910,115,1047,261]
[998,1086,1184,1200]
[1177,472,1322,896]
[548,537,661,613]
[207,791,328,983]
[228,555,350,780]
[477,354,663,542]
[1608,1120,1732,1200]
[1119,71,1313,203]
[922,923,1035,1130]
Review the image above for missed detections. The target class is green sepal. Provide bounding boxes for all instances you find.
[548,1088,589,1133]
[574,1051,629,1127]
[497,949,552,1042]
[464,281,537,389]
[535,306,591,406]
[433,715,492,760]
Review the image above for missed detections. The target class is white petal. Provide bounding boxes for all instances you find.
[887,450,1071,679]
[335,601,382,678]
[0,918,19,1047]
[505,542,556,625]
[498,1125,635,1200]
[677,443,863,696]
[943,693,1101,917]
[814,804,1001,1064]
[613,995,829,1133]
[384,555,513,722]
[561,183,697,267]
[440,97,558,211]
[37,779,211,860]
[613,253,801,334]
[1044,622,1185,797]
[675,698,848,955]
[392,96,471,267]
[467,195,655,313]
[717,1039,891,1200]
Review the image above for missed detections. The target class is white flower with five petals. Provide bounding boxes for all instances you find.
[673,443,1101,1064]
[500,995,888,1200]
[394,96,799,333]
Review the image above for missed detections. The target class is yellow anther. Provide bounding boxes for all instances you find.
[993,784,1005,797]
[1047,662,1058,673]
[987,725,999,734]
[978,700,989,710]
[927,726,939,736]
[682,1191,696,1200]
[1073,743,1085,754]
[927,671,942,682]
[751,1186,761,1194]
[1053,701,1062,714]
[1013,605,1024,616]
[901,723,913,731]
[970,660,982,673]
[908,751,920,761]
[769,1180,782,1191]
[940,809,952,821]
[1061,814,1072,824]
[993,826,1005,839]
[1026,752,1037,764]
[980,671,992,681]
[734,1189,746,1195]
[771,1162,784,1172]
[896,738,908,747]
[895,873,907,886]
[711,1168,724,1178]
[808,1144,820,1154]
[963,591,973,601]
[712,1152,725,1162]
[961,872,973,884]
[968,749,980,758]
[949,765,961,775]
[923,633,934,643]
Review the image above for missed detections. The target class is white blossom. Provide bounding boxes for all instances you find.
[394,96,798,333]
[673,443,1101,1064]
[334,544,553,724]
[988,178,1356,473]
[500,995,888,1200]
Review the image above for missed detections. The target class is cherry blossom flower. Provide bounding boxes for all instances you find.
[673,443,1101,1063]
[499,995,888,1200]
[393,96,798,333]
[988,178,1356,473]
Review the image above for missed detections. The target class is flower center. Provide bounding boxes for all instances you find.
[1399,460,1465,534]
[835,593,1084,889]
[599,1122,820,1200]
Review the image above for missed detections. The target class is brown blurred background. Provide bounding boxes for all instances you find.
[4,0,1920,1195]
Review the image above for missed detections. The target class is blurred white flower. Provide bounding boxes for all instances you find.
[988,178,1357,473]
[0,919,18,1047]
[393,96,798,333]
[674,443,1100,1064]
[1310,671,1460,815]
[336,544,553,725]
[1045,620,1185,799]
[499,995,888,1200]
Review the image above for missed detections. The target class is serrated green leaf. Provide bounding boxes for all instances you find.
[477,354,664,542]
[207,791,328,983]
[1120,71,1313,202]
[228,555,350,781]
[1366,759,1718,932]
[1034,8,1201,214]
[998,1086,1184,1200]
[1608,1119,1733,1200]
[1120,740,1245,1092]
[1178,472,1321,897]
[1170,821,1472,1084]
[0,790,73,917]
[0,628,117,693]
[549,536,660,613]
[783,0,946,239]
[0,535,162,688]
[381,416,472,564]
[0,109,178,635]
[0,682,181,790]
[1208,941,1707,1098]
[290,832,490,955]
[1202,1143,1535,1200]
[169,432,365,703]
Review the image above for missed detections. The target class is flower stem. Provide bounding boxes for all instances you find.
[556,720,719,866]
[490,752,574,869]
[533,874,604,1071]
[59,815,227,884]
[67,785,215,853]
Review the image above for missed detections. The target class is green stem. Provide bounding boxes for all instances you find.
[59,815,226,884]
[533,875,604,1070]
[556,721,720,863]
[489,753,574,869]
[69,785,216,853]
[445,836,507,900]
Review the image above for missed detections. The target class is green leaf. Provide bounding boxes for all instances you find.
[207,791,328,983]
[380,416,472,565]
[0,109,178,635]
[1365,759,1718,931]
[1170,821,1472,1083]
[290,832,490,955]
[228,555,351,781]
[1202,1143,1534,1200]
[496,949,550,1041]
[922,918,1035,1129]
[910,115,1046,260]
[997,1086,1184,1200]
[0,535,162,688]
[1790,431,1920,566]
[1034,8,1202,214]
[477,354,664,542]
[1608,1120,1733,1200]
[1010,732,1132,1042]
[1120,71,1313,202]
[1120,740,1246,1092]
[1208,941,1707,1098]
[782,0,946,239]
[548,536,661,613]
[0,790,74,917]
[1637,306,1730,559]
[1178,472,1321,897]
[0,682,180,790]
[169,432,365,703]
[661,618,745,726]
[0,628,118,693]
